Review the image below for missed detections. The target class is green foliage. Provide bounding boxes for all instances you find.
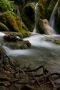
[53,39,60,45]
[0,11,31,37]
[0,0,15,12]
[0,22,9,31]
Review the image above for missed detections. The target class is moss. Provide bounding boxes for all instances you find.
[53,39,60,45]
[0,11,31,37]
[38,0,58,19]
[0,0,15,12]
[0,22,9,31]
[38,0,51,19]
[0,11,21,32]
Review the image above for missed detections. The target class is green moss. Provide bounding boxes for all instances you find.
[0,11,31,37]
[53,39,60,45]
[0,22,9,31]
[0,0,15,12]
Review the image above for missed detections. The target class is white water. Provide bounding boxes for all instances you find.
[0,32,5,37]
[33,3,38,34]
[3,34,60,56]
[49,0,58,30]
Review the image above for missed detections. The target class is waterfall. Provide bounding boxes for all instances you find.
[16,5,20,17]
[49,0,58,30]
[33,3,38,34]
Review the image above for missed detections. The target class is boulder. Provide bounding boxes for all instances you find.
[39,19,55,35]
[4,40,31,49]
[3,34,22,42]
[3,34,31,49]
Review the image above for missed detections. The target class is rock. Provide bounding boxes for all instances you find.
[0,11,31,37]
[3,35,31,49]
[24,40,31,47]
[3,34,22,42]
[39,19,54,35]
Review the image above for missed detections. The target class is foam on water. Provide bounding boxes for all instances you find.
[0,32,5,37]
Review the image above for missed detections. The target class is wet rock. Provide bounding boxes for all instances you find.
[3,34,22,42]
[4,40,31,49]
[3,34,31,49]
[39,19,54,35]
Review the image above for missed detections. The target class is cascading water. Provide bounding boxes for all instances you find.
[33,3,38,34]
[49,0,58,30]
[16,5,20,17]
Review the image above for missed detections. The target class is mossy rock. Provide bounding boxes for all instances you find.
[53,39,60,45]
[21,3,35,31]
[4,40,31,49]
[0,22,9,31]
[0,11,22,32]
[3,34,31,49]
[0,0,15,12]
[0,11,31,37]
[38,0,50,19]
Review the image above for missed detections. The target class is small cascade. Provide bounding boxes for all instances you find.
[33,3,38,34]
[49,0,58,30]
[0,32,5,42]
[16,5,20,17]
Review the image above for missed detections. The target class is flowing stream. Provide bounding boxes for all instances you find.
[2,34,60,73]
